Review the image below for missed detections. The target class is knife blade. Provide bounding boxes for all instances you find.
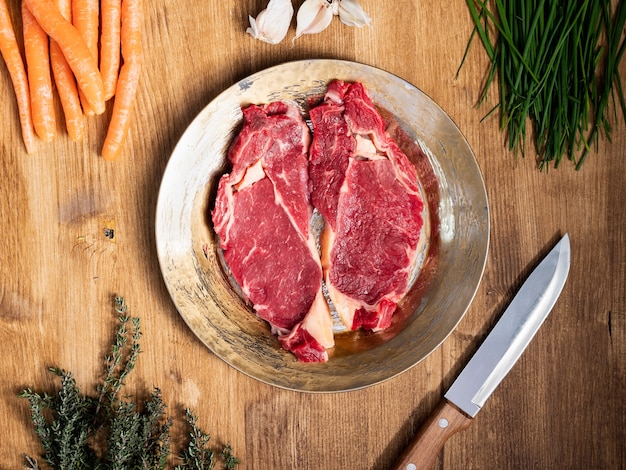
[393,233,571,470]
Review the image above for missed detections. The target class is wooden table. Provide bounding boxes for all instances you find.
[1,1,624,468]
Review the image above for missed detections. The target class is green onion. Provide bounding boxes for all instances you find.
[460,0,626,170]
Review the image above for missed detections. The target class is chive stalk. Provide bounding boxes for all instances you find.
[461,0,626,170]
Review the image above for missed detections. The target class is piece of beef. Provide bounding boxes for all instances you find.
[212,101,334,362]
[309,80,424,331]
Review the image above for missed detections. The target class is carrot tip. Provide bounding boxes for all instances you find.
[92,102,106,115]
[101,150,120,161]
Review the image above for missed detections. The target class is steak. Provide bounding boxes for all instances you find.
[309,80,424,331]
[212,101,334,362]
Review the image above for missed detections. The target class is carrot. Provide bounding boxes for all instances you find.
[72,0,98,115]
[22,2,56,141]
[23,0,105,115]
[101,0,142,161]
[0,0,36,153]
[51,42,84,140]
[71,0,98,60]
[50,0,83,141]
[100,0,121,100]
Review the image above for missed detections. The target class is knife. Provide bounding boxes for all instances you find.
[393,233,571,470]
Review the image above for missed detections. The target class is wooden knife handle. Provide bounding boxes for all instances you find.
[392,400,473,470]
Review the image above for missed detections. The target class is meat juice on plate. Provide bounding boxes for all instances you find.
[211,80,438,363]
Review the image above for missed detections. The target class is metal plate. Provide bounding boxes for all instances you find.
[155,59,490,392]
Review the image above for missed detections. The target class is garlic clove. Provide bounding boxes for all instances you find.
[294,0,335,40]
[246,0,294,45]
[337,0,372,27]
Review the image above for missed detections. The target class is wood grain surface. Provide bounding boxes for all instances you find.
[1,1,624,469]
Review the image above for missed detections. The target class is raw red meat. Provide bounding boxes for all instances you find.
[212,101,334,362]
[309,80,424,331]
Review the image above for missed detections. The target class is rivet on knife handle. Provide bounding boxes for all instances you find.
[393,400,471,470]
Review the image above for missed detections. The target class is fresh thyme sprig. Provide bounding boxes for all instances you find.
[20,296,239,470]
[103,389,172,470]
[20,369,97,468]
[175,409,240,470]
[94,296,142,420]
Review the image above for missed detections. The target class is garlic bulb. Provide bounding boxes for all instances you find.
[247,0,294,44]
[295,0,371,40]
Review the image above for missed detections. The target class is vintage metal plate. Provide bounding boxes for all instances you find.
[155,59,489,392]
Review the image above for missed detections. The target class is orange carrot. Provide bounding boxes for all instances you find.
[23,0,105,115]
[72,0,98,115]
[71,0,98,59]
[100,0,121,100]
[101,0,142,161]
[0,0,36,153]
[22,2,55,141]
[50,0,83,141]
[51,42,84,140]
